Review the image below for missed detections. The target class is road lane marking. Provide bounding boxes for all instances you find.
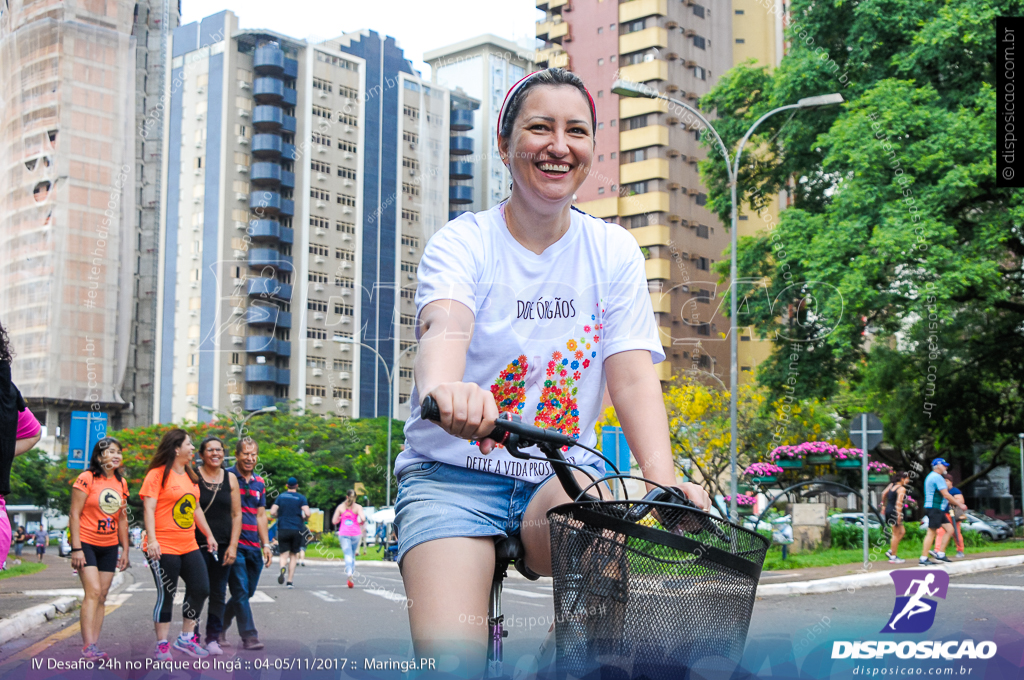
[502,588,550,600]
[310,590,344,602]
[0,602,124,669]
[949,584,1024,592]
[23,588,85,597]
[250,591,275,603]
[364,589,408,604]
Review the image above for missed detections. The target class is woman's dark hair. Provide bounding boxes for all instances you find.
[890,471,910,484]
[88,437,124,481]
[197,436,226,466]
[0,321,13,364]
[147,428,198,487]
[942,473,954,482]
[498,68,595,140]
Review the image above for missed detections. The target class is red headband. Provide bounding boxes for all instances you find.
[496,70,598,144]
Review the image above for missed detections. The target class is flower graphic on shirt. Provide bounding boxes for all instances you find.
[489,355,528,415]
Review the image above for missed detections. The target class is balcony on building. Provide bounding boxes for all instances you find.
[282,88,297,107]
[450,136,473,156]
[280,170,295,188]
[253,105,284,132]
[450,109,474,132]
[281,115,296,134]
[248,249,293,272]
[617,59,668,84]
[250,162,282,185]
[619,27,669,54]
[247,219,281,242]
[244,394,280,411]
[254,45,285,74]
[537,0,569,9]
[619,0,668,23]
[535,46,570,69]
[252,133,283,158]
[246,335,278,354]
[536,17,570,44]
[644,257,672,281]
[449,185,473,205]
[254,77,285,103]
[279,225,294,243]
[250,191,282,214]
[245,364,278,383]
[282,142,296,160]
[450,160,473,180]
[275,369,291,385]
[284,58,298,79]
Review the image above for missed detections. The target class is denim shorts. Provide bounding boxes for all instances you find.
[393,460,606,568]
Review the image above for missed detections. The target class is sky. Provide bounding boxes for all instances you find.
[181,0,541,78]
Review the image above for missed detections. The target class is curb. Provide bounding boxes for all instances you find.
[0,569,125,647]
[757,554,1024,597]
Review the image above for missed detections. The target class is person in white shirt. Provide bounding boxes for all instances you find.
[394,67,710,674]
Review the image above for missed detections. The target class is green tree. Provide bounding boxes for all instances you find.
[7,449,51,507]
[700,0,1024,485]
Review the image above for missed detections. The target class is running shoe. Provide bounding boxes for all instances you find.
[919,558,937,566]
[173,634,209,658]
[242,637,265,651]
[82,644,108,660]
[154,641,172,661]
[287,582,294,589]
[347,578,354,588]
[206,640,224,656]
[888,556,906,564]
[928,549,939,559]
[934,553,952,563]
[278,567,286,584]
[885,550,894,560]
[955,551,965,559]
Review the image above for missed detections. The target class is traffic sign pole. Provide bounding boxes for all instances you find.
[850,413,883,570]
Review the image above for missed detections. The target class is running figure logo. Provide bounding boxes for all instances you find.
[882,569,949,633]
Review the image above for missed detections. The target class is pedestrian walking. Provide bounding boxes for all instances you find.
[269,477,310,589]
[0,322,42,570]
[883,471,909,563]
[331,490,364,588]
[141,429,217,660]
[223,438,272,650]
[68,437,131,660]
[936,475,967,558]
[13,526,26,560]
[33,525,47,562]
[920,458,966,565]
[195,436,241,655]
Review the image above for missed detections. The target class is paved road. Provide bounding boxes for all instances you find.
[2,552,1022,678]
[0,549,558,678]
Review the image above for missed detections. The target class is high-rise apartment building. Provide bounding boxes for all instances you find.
[425,35,534,211]
[0,0,177,445]
[154,11,460,424]
[535,0,780,386]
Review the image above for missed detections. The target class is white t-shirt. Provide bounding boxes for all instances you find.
[397,203,665,484]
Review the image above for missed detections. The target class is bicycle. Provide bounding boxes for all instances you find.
[420,396,769,679]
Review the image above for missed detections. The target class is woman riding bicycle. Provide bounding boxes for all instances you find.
[395,67,710,676]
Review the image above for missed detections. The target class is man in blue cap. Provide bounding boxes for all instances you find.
[269,477,310,588]
[920,458,967,565]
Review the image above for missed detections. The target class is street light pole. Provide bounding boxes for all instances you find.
[612,79,843,522]
[333,338,418,507]
[199,404,278,440]
[1018,433,1023,530]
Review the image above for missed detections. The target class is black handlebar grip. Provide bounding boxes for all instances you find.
[421,395,441,422]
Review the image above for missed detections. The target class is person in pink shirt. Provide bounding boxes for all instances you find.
[1,322,43,569]
[331,490,365,588]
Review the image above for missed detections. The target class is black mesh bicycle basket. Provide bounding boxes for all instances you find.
[546,499,769,680]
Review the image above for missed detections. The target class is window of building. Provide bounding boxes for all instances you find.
[337,194,356,206]
[337,221,355,233]
[338,113,358,126]
[695,224,709,238]
[234,152,250,166]
[692,4,705,18]
[621,18,645,34]
[315,52,357,70]
[621,51,647,66]
[306,328,327,339]
[611,119,616,127]
[236,69,252,83]
[335,249,354,261]
[735,38,746,44]
[311,160,331,173]
[611,55,617,62]
[598,187,605,194]
[695,256,709,271]
[308,299,328,312]
[598,58,604,65]
[312,132,331,146]
[620,181,647,196]
[306,385,326,397]
[400,339,415,351]
[310,216,329,230]
[401,235,419,248]
[309,244,329,256]
[338,85,358,99]
[338,140,357,153]
[338,167,357,180]
[693,36,707,49]
[312,105,332,120]
[598,122,604,129]
[735,9,745,13]
[307,356,327,368]
[694,289,711,302]
[312,77,332,92]
[401,209,419,222]
[334,303,354,315]
[401,261,418,273]
[400,288,416,299]
[403,105,419,119]
[233,180,248,194]
[400,314,417,326]
[625,115,648,130]
[333,387,352,400]
[597,27,603,34]
[403,131,419,144]
[611,152,617,159]
[334,359,353,371]
[309,272,329,283]
[402,182,420,197]
[694,66,706,80]
[335,276,354,288]
[310,188,330,201]
[695,192,708,206]
[403,157,419,172]
[236,97,252,111]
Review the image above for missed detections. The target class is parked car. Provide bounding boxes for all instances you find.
[828,513,882,528]
[959,512,1011,541]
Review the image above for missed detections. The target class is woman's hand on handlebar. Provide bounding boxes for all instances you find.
[673,482,711,513]
[425,383,500,453]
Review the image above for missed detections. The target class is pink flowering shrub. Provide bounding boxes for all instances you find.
[724,493,757,506]
[744,462,785,477]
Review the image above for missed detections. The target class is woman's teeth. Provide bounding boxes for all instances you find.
[538,162,570,174]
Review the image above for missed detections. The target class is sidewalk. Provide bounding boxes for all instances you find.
[0,553,81,620]
[758,546,1024,585]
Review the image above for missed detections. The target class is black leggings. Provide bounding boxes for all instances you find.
[149,550,210,624]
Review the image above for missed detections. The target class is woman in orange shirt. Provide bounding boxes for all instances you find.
[141,429,218,661]
[69,436,130,660]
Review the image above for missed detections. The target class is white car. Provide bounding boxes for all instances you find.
[828,512,883,528]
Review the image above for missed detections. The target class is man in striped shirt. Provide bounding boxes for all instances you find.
[224,438,271,650]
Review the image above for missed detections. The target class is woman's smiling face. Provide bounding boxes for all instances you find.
[500,84,595,206]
